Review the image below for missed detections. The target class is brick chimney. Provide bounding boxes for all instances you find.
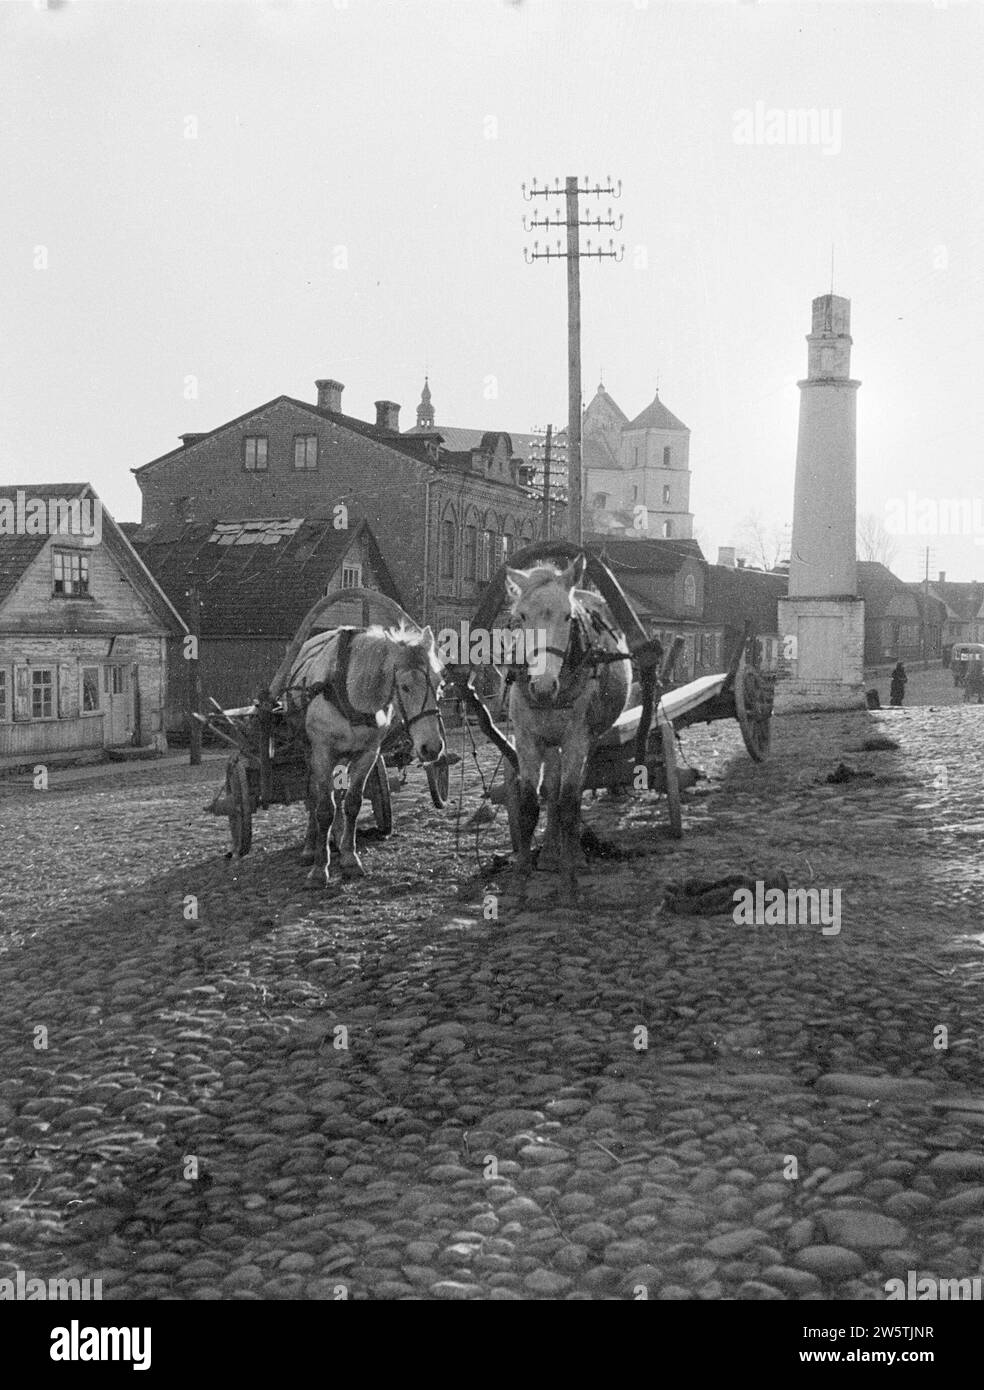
[938,570,946,585]
[315,379,344,412]
[717,545,737,569]
[180,433,207,447]
[374,400,400,431]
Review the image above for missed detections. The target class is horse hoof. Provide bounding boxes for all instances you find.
[305,866,327,888]
[340,858,365,880]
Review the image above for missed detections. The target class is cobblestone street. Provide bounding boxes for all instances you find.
[1,705,982,1302]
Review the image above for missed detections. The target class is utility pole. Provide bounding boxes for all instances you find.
[541,423,552,541]
[523,176,623,545]
[187,585,202,766]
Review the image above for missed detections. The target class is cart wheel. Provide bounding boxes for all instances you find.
[426,755,450,808]
[659,716,683,839]
[227,757,253,857]
[735,655,773,762]
[367,758,393,837]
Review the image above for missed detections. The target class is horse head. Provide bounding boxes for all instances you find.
[505,556,586,704]
[390,625,446,764]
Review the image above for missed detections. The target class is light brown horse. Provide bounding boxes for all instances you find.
[283,624,444,888]
[504,557,631,900]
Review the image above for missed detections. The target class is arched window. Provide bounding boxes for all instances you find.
[440,511,456,579]
[684,574,697,608]
[662,520,673,538]
[662,484,671,504]
[463,522,478,580]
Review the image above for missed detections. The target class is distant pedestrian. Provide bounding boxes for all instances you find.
[889,662,907,707]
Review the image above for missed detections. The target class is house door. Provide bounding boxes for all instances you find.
[104,664,133,745]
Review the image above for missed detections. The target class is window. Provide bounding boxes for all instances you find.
[104,665,126,695]
[440,519,456,579]
[631,485,639,503]
[81,666,100,713]
[662,521,673,538]
[32,669,54,719]
[464,526,477,580]
[0,669,6,721]
[293,435,318,470]
[663,484,671,504]
[52,550,89,597]
[481,529,495,581]
[684,574,697,608]
[340,563,362,590]
[244,436,268,471]
[593,492,608,509]
[663,446,671,467]
[503,531,515,561]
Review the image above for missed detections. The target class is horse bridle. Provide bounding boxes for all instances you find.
[392,664,446,742]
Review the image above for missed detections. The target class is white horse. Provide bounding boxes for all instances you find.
[283,624,444,888]
[504,557,631,900]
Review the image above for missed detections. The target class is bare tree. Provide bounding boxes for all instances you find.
[735,513,786,571]
[857,512,899,568]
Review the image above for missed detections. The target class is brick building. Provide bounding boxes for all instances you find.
[133,378,542,632]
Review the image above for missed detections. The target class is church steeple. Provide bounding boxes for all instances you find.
[416,377,435,429]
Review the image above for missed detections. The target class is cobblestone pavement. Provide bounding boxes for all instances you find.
[1,705,982,1301]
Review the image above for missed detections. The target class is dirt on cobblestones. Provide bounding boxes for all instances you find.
[1,706,982,1301]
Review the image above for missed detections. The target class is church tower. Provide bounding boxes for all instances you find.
[416,378,435,430]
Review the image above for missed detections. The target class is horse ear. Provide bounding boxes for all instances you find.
[505,568,526,602]
[419,625,435,649]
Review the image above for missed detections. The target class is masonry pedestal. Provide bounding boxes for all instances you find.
[776,596,866,712]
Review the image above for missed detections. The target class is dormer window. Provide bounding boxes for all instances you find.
[53,549,89,597]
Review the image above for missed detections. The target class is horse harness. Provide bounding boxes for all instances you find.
[284,627,443,736]
[508,599,626,710]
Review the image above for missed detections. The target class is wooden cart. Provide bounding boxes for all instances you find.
[445,541,773,845]
[201,587,450,857]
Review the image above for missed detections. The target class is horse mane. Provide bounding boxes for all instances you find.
[366,622,444,676]
[509,564,568,596]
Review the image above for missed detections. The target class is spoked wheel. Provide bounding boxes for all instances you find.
[734,653,774,762]
[366,758,393,837]
[227,756,254,857]
[659,714,683,839]
[426,755,450,808]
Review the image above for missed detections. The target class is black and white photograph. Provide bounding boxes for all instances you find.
[1,0,983,1354]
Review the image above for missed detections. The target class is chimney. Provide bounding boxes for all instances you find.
[717,546,737,569]
[374,400,400,431]
[315,379,344,412]
[180,433,207,447]
[938,571,946,585]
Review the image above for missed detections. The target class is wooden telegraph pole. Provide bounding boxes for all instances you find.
[523,176,623,544]
[187,585,202,766]
[541,423,552,541]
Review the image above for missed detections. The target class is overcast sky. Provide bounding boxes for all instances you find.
[2,0,983,580]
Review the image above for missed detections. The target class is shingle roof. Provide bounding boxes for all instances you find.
[625,394,689,433]
[703,564,787,635]
[918,578,984,621]
[131,515,402,638]
[0,483,91,606]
